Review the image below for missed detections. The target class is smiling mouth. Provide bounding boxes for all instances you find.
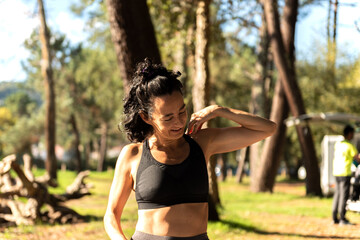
[171,128,182,132]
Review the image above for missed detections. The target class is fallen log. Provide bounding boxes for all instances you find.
[0,154,93,226]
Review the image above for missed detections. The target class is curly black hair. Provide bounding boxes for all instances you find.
[122,58,183,142]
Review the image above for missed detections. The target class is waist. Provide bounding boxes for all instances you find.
[136,203,208,237]
[131,231,209,240]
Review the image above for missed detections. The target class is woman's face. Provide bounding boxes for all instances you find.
[144,91,187,140]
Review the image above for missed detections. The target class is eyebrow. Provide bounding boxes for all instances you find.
[163,104,186,118]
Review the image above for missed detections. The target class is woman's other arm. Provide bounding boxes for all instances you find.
[104,145,137,240]
[189,105,277,156]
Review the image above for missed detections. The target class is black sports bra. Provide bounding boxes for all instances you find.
[135,134,209,210]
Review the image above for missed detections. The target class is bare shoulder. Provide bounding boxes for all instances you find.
[116,143,143,172]
[119,143,142,160]
[189,128,219,159]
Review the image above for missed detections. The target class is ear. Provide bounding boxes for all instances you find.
[139,111,151,125]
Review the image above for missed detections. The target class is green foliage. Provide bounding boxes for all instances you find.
[287,43,360,164]
[149,0,195,68]
[0,84,43,157]
[0,82,21,105]
[4,91,38,117]
[0,106,14,156]
[70,0,111,47]
[0,110,44,155]
[0,107,14,128]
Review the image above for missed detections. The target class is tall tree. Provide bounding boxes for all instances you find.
[252,0,294,193]
[193,0,219,221]
[261,0,322,196]
[105,0,161,92]
[38,0,57,183]
[249,5,270,191]
[326,0,338,89]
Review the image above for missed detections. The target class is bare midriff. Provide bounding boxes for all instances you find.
[135,202,208,237]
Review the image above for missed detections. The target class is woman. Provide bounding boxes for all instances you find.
[104,59,276,240]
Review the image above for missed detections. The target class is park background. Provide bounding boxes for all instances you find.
[1,0,360,239]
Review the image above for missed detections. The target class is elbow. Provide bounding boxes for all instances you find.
[267,121,277,135]
[104,209,116,228]
[103,211,111,229]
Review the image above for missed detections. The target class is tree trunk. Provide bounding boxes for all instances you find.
[252,0,294,192]
[193,0,219,221]
[97,122,108,172]
[84,141,91,170]
[332,0,338,44]
[185,25,196,97]
[261,0,322,196]
[70,114,82,172]
[217,154,228,182]
[235,148,248,183]
[253,80,289,192]
[193,0,210,112]
[38,0,57,183]
[249,7,270,190]
[105,0,162,92]
[326,0,338,89]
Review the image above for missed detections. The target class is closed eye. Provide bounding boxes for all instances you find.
[164,117,173,122]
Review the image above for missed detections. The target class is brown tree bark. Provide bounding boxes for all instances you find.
[326,0,338,89]
[252,0,293,193]
[253,80,289,192]
[193,0,210,112]
[249,6,270,190]
[193,0,219,221]
[261,0,322,196]
[105,0,162,92]
[84,141,91,170]
[38,0,57,183]
[332,0,338,43]
[235,148,248,183]
[70,114,82,172]
[97,122,108,172]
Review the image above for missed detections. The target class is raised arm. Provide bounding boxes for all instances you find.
[104,145,137,240]
[188,105,276,157]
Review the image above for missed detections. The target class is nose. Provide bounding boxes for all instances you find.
[174,115,186,127]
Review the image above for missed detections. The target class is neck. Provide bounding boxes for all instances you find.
[148,135,184,151]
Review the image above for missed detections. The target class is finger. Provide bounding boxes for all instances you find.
[187,121,195,135]
[189,121,199,135]
[192,122,204,134]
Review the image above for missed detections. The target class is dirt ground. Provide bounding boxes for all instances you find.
[261,182,360,240]
[2,214,359,240]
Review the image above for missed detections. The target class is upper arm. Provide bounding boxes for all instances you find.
[195,126,274,157]
[105,145,137,218]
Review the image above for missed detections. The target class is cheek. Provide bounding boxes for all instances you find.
[181,114,187,124]
[152,120,170,131]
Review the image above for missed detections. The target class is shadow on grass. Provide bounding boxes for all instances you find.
[82,214,104,222]
[218,219,358,239]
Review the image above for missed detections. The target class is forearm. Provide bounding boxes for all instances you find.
[104,212,128,240]
[215,106,276,133]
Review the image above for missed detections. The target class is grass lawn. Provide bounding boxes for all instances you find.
[2,170,360,240]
